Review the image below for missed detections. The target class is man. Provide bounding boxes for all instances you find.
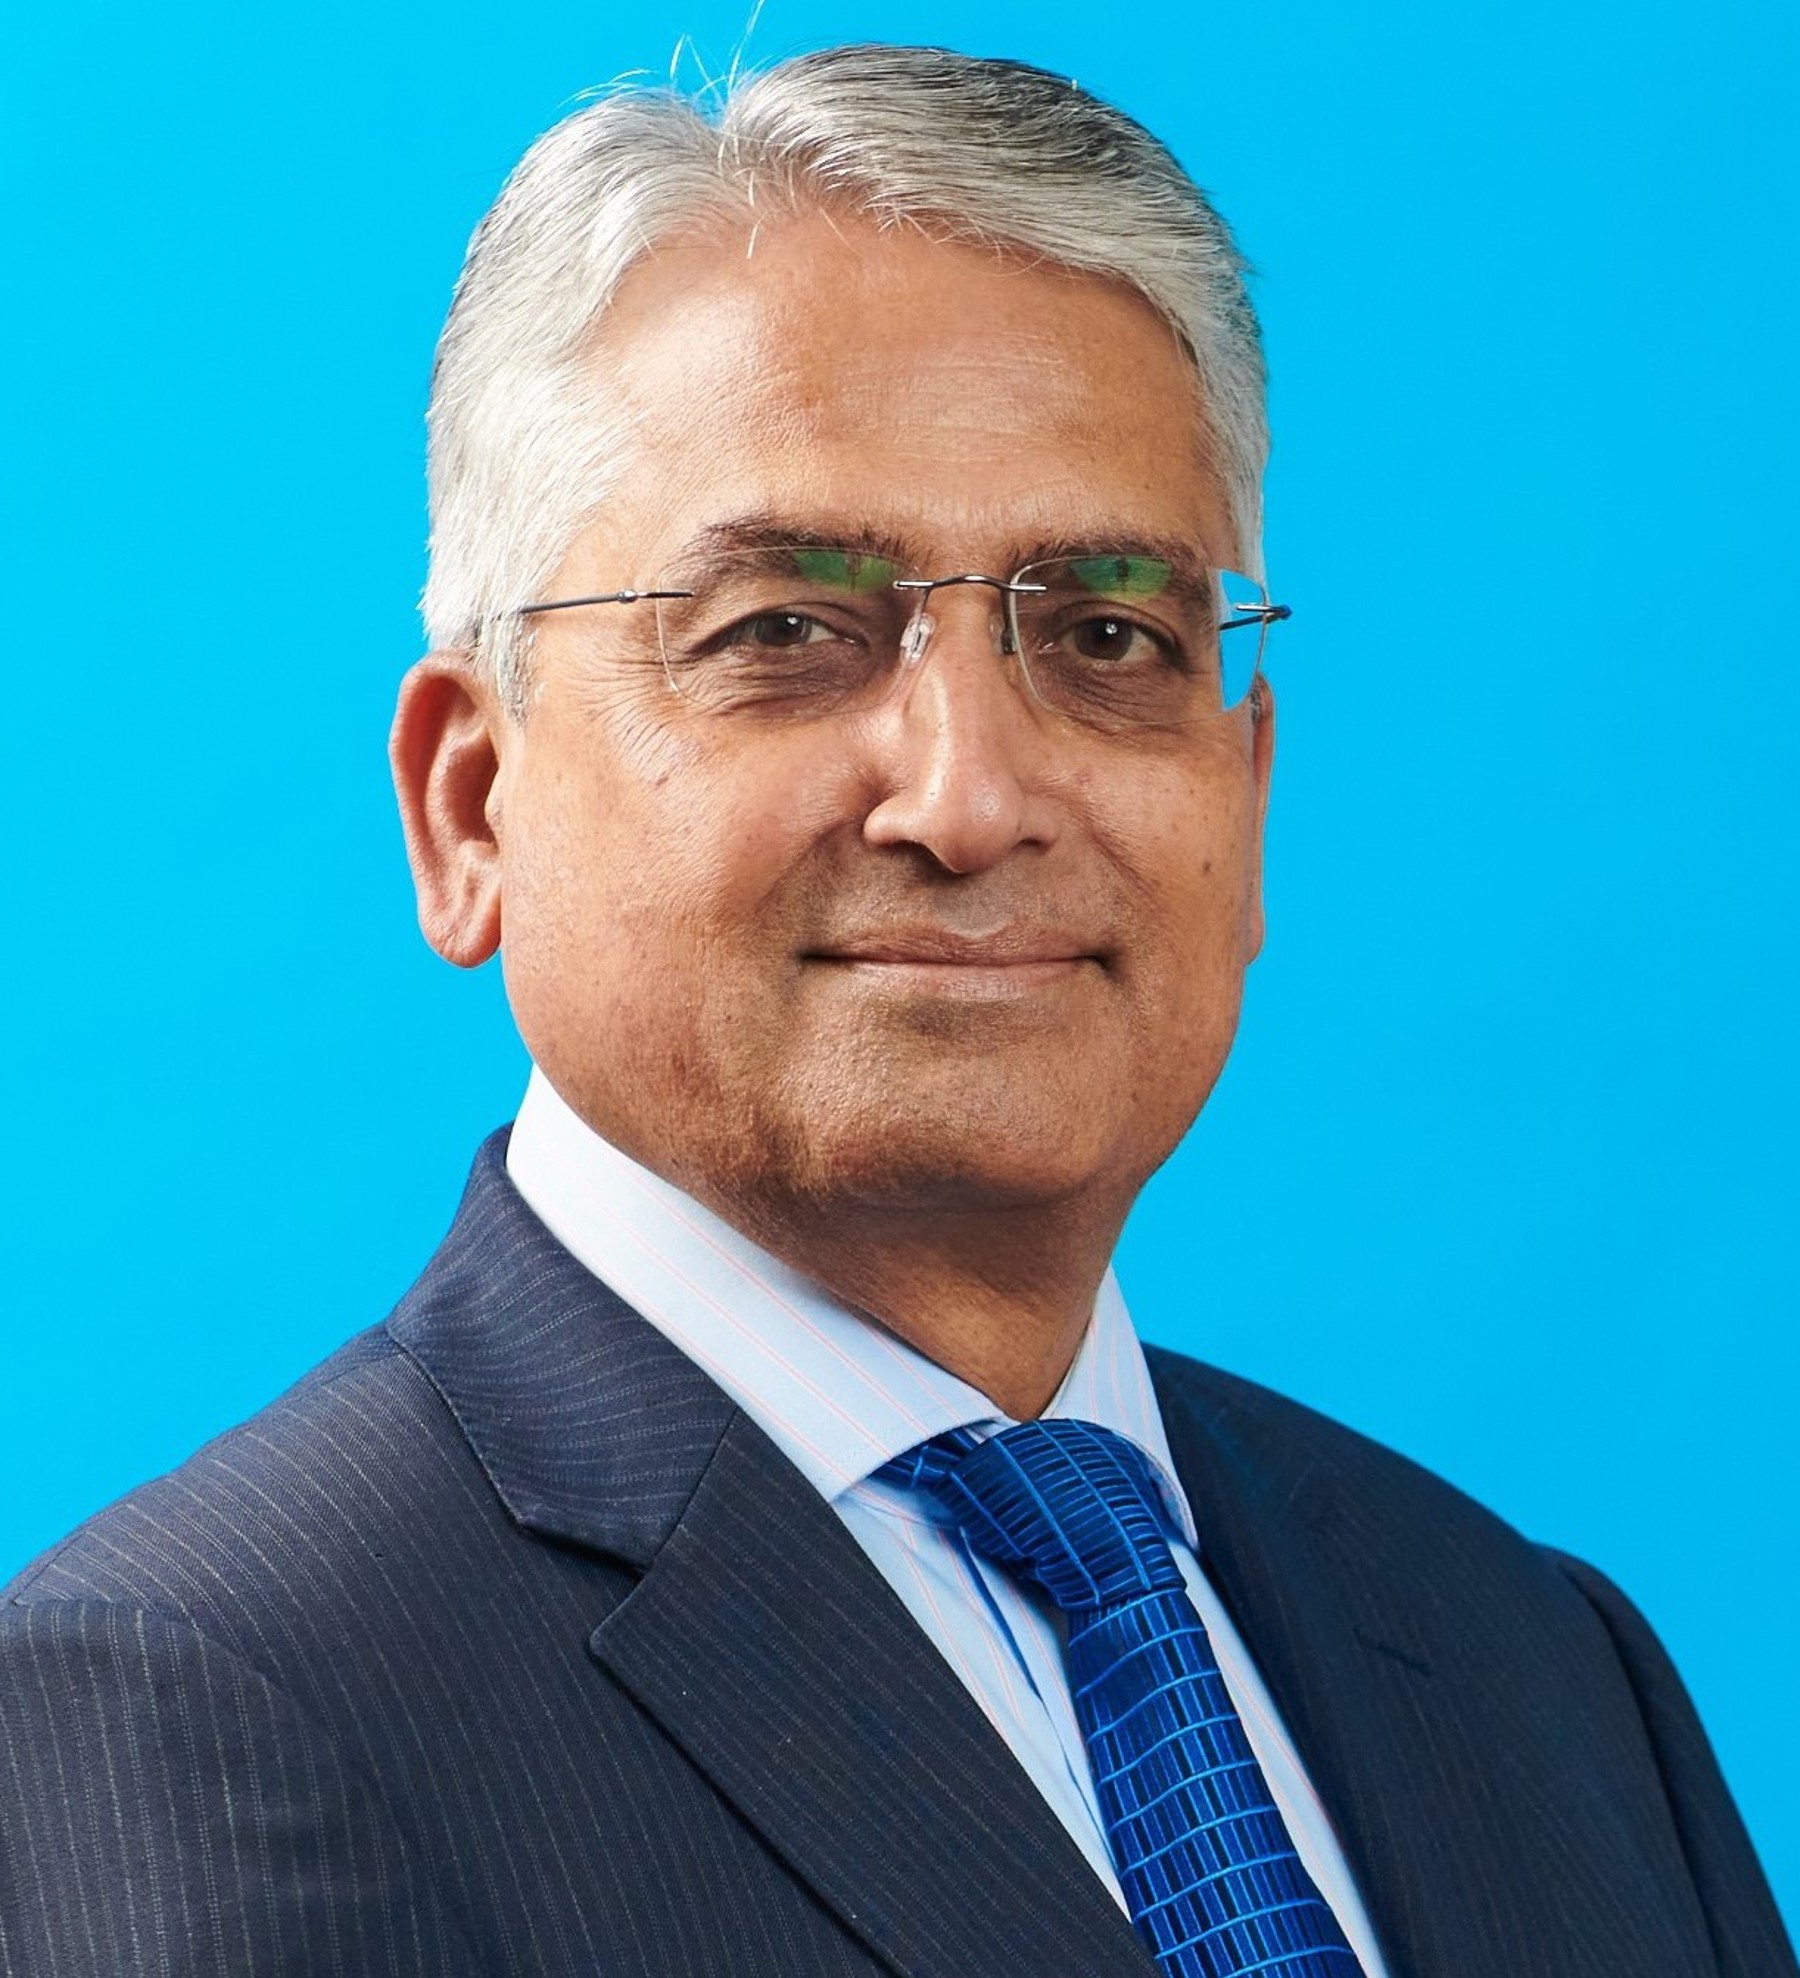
[0,43,1790,1978]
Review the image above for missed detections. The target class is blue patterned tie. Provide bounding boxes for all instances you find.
[878,1420,1362,1978]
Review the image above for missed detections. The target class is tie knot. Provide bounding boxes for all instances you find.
[880,1419,1186,1613]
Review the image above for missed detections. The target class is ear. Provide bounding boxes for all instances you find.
[1245,679,1276,962]
[389,650,509,968]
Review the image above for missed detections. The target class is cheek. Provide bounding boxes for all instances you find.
[1106,756,1261,1097]
[499,721,832,1039]
[1120,748,1259,944]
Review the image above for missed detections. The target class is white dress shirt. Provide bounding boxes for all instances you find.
[507,1065,1387,1974]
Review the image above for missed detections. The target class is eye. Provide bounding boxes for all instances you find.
[737,610,837,650]
[1061,613,1174,668]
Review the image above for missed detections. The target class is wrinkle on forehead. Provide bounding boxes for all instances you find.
[566,209,1229,581]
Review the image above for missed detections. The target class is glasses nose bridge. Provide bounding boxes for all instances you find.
[893,570,1028,673]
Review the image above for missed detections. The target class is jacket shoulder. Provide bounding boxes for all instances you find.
[1542,1550,1798,1975]
[1146,1346,1797,1976]
[1145,1342,1590,1612]
[2,1324,497,1650]
[1144,1342,1503,1519]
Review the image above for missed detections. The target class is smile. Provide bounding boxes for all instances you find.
[805,931,1105,996]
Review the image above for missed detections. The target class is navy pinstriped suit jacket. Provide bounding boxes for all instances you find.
[2,1131,1793,1977]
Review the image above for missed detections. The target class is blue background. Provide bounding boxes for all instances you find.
[5,0,1795,1933]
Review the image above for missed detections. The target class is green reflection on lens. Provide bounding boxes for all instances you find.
[1067,554,1173,598]
[787,548,900,592]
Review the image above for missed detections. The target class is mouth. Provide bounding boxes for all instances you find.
[803,927,1109,995]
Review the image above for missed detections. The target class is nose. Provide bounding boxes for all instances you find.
[859,583,1062,875]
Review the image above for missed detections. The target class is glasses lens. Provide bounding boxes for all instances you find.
[654,546,912,716]
[1010,556,1272,726]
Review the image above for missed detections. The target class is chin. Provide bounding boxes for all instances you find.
[768,1073,1140,1215]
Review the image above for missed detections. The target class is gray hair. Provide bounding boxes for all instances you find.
[423,44,1268,709]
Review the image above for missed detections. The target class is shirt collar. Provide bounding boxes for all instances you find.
[504,1064,1198,1547]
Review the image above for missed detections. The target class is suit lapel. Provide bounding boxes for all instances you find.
[387,1136,1700,1978]
[593,1408,1157,1978]
[1145,1363,1456,1978]
[1147,1351,1718,1978]
[391,1133,1154,1978]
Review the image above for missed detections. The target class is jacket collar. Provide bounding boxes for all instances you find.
[388,1134,1717,1978]
[386,1127,737,1568]
[387,1129,1158,1978]
[1146,1349,1721,1978]
[391,1134,1694,1978]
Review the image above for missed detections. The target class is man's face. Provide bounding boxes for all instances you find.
[480,211,1272,1226]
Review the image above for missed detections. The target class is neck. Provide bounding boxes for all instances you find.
[518,1066,1133,1420]
[710,1187,1129,1421]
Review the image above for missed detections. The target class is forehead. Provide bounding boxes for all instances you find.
[575,210,1232,572]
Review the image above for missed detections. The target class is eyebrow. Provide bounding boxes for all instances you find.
[1018,532,1217,589]
[674,514,916,574]
[668,513,1221,584]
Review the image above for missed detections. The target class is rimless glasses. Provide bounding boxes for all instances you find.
[505,541,1289,731]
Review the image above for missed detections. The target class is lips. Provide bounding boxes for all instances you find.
[807,926,1104,967]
